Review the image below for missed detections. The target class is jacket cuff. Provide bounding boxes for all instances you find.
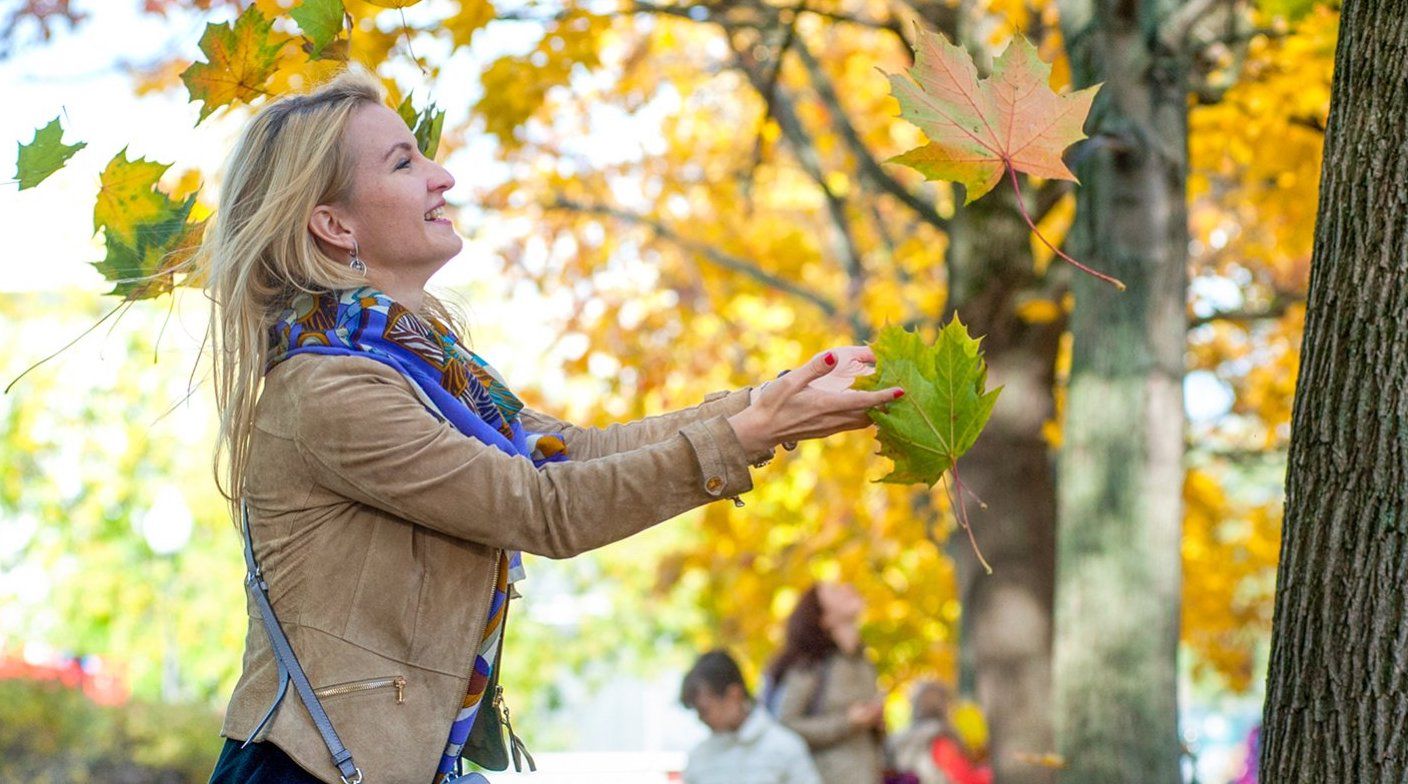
[679,415,756,501]
[703,387,754,416]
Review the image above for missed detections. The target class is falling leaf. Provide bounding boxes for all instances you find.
[180,6,285,122]
[885,29,1123,289]
[363,0,423,7]
[93,149,173,247]
[857,320,1001,487]
[291,0,345,57]
[15,116,86,190]
[886,31,1097,204]
[92,196,202,300]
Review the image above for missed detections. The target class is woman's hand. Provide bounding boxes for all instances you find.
[846,700,886,729]
[728,348,903,458]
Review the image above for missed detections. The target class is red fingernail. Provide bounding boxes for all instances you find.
[824,353,836,366]
[893,389,905,399]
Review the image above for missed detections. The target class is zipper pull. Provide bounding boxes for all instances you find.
[394,676,407,704]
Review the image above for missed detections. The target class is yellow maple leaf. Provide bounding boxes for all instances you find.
[93,149,173,247]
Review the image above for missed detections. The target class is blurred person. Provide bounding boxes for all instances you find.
[194,67,905,784]
[765,583,886,784]
[888,680,992,784]
[680,649,821,784]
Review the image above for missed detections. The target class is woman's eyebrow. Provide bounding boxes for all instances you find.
[383,141,415,161]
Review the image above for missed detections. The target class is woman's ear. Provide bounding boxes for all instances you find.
[308,204,356,253]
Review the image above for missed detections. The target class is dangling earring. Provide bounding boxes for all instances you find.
[348,239,367,275]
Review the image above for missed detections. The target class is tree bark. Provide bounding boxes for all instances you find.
[946,182,1062,784]
[1259,4,1408,781]
[1052,1,1190,782]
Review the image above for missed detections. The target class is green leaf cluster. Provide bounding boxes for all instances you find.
[90,149,203,300]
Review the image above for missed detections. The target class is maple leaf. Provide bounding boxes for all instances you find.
[93,149,174,246]
[92,195,203,300]
[291,0,345,57]
[180,6,285,122]
[858,320,1001,571]
[15,116,86,190]
[885,30,1123,290]
[362,0,423,7]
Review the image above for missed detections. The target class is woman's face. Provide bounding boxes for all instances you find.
[313,102,460,277]
[817,582,864,628]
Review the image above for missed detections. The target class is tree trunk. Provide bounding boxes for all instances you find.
[1051,2,1190,782]
[1259,4,1408,781]
[946,183,1062,784]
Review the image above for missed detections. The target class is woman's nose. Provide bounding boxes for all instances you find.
[430,163,455,193]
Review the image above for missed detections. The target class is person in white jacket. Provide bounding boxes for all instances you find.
[681,650,822,784]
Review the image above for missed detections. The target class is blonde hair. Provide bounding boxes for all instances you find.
[197,67,464,524]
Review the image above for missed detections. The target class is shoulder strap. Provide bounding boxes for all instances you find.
[804,656,834,717]
[240,500,363,784]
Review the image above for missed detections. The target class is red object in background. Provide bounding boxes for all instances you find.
[0,654,129,706]
[931,736,993,784]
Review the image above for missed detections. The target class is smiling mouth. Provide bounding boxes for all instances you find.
[424,206,446,221]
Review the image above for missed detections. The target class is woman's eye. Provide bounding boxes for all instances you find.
[395,158,412,170]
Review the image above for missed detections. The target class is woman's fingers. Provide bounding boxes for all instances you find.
[776,350,839,396]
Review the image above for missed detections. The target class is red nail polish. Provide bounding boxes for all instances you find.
[893,389,905,399]
[824,353,836,366]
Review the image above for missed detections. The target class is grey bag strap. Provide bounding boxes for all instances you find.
[240,500,363,784]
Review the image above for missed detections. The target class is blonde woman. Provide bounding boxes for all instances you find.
[199,69,902,784]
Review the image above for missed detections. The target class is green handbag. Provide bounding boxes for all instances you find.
[460,597,535,774]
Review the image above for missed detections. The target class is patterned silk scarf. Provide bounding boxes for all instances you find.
[265,287,566,783]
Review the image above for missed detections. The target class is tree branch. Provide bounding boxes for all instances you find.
[792,39,952,235]
[548,196,841,316]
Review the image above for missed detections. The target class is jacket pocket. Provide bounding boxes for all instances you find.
[313,675,407,705]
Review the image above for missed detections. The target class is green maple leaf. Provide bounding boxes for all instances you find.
[92,194,201,300]
[857,320,1001,487]
[292,0,345,57]
[180,6,285,122]
[397,93,446,158]
[15,116,86,190]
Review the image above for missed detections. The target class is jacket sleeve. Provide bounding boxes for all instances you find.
[517,388,752,461]
[290,355,758,558]
[776,666,859,751]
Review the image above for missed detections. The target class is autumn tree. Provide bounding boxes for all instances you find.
[1258,1,1408,780]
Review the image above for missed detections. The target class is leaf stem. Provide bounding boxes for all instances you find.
[1006,164,1125,292]
[945,464,992,574]
[4,298,130,394]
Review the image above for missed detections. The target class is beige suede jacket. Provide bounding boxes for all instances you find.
[221,353,761,784]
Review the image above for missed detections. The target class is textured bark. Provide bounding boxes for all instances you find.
[1259,4,1408,782]
[946,183,1061,784]
[1051,1,1190,782]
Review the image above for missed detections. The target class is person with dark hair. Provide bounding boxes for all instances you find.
[765,583,885,784]
[680,650,820,784]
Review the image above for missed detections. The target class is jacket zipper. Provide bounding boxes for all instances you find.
[314,675,406,704]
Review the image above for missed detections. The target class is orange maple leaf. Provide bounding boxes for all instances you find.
[886,29,1123,290]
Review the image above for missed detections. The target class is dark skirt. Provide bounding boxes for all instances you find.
[208,737,323,784]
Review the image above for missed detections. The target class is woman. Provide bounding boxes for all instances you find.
[199,69,902,784]
[766,583,886,784]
